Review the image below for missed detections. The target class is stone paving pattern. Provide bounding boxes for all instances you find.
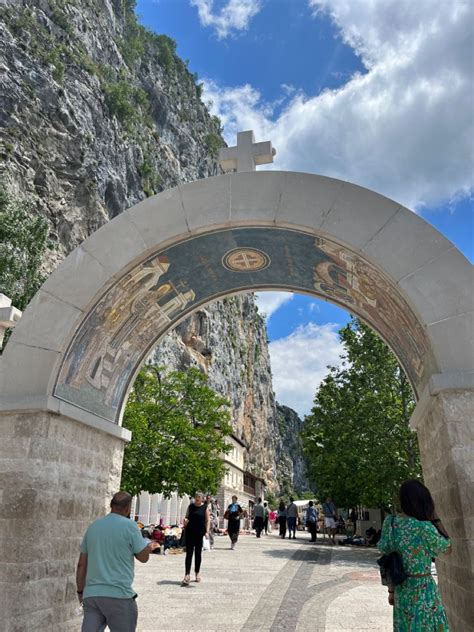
[132,532,392,631]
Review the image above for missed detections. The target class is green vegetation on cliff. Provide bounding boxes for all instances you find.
[0,188,50,311]
[1,0,223,207]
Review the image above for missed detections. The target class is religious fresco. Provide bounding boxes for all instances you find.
[55,227,435,422]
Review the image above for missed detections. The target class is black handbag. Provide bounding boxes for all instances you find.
[377,515,408,586]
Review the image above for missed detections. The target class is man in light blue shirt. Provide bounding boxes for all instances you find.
[76,491,159,631]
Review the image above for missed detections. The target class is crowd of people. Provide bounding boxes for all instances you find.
[76,481,451,632]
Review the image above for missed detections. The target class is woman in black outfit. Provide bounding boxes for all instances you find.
[225,495,243,550]
[277,500,287,538]
[182,492,210,586]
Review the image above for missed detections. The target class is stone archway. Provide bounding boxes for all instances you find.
[0,170,472,630]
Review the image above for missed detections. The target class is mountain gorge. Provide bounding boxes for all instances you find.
[0,0,307,495]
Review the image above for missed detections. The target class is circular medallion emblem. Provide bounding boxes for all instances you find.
[222,248,271,273]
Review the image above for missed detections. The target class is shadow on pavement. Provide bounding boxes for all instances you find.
[261,547,322,561]
[261,542,379,569]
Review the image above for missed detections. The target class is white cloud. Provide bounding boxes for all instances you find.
[255,291,294,319]
[281,83,296,96]
[204,0,473,209]
[269,322,343,418]
[190,0,262,39]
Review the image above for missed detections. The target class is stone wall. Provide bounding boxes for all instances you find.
[415,389,474,631]
[0,411,125,630]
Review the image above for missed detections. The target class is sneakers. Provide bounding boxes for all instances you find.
[230,543,235,550]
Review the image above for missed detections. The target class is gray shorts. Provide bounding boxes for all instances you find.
[82,596,138,632]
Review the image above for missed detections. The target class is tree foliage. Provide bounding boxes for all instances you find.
[121,366,233,497]
[0,187,50,311]
[302,319,421,509]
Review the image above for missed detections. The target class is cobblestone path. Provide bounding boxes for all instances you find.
[133,531,393,631]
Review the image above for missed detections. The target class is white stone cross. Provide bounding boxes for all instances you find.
[219,130,277,173]
[0,293,22,350]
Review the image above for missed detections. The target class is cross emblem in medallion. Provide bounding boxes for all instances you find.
[222,248,271,272]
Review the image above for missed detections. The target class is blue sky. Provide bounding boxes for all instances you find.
[138,0,366,105]
[137,0,473,416]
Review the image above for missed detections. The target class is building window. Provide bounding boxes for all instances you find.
[243,473,256,495]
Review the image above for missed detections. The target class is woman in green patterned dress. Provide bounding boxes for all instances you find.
[379,480,451,631]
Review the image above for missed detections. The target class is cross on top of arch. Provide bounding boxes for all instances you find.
[219,130,277,173]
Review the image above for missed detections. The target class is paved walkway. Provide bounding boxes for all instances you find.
[134,531,393,631]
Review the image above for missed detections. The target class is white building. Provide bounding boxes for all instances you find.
[131,434,266,527]
[131,491,190,526]
[217,434,266,528]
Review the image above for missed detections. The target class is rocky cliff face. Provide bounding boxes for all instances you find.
[1,0,221,266]
[0,0,305,495]
[152,295,284,489]
[275,404,309,494]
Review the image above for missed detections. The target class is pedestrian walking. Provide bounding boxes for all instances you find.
[253,498,265,538]
[322,497,337,544]
[277,501,287,538]
[305,501,318,542]
[76,491,159,632]
[269,509,277,533]
[287,497,298,539]
[182,492,211,586]
[205,494,218,549]
[224,495,243,550]
[378,479,451,630]
[263,502,269,534]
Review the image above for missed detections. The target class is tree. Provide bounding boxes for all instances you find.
[302,318,421,509]
[0,187,50,311]
[121,366,233,497]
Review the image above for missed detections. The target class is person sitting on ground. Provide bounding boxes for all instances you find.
[76,491,159,632]
[277,501,287,539]
[151,526,165,552]
[365,526,381,546]
[286,497,298,540]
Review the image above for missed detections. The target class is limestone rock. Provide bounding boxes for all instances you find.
[0,0,305,496]
[275,404,310,494]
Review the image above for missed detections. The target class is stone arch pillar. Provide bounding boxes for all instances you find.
[0,172,472,630]
[409,379,474,630]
